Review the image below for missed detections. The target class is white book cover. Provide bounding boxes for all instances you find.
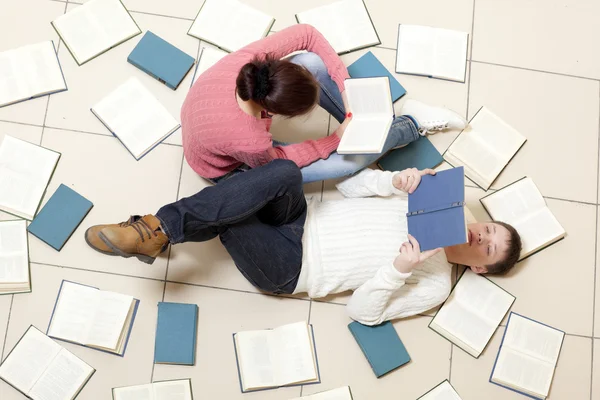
[0,220,30,294]
[191,46,228,86]
[113,379,193,400]
[91,77,180,160]
[0,41,67,107]
[418,380,462,400]
[52,0,141,65]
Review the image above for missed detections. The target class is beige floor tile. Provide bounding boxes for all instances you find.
[152,282,310,399]
[0,295,12,359]
[468,62,600,203]
[28,128,182,279]
[0,263,164,400]
[452,326,591,400]
[302,302,450,399]
[473,0,600,80]
[593,340,600,400]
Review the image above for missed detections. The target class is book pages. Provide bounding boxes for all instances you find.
[113,384,153,400]
[0,220,29,291]
[419,381,462,400]
[289,386,352,400]
[192,47,228,85]
[273,321,318,386]
[153,380,193,400]
[29,349,94,400]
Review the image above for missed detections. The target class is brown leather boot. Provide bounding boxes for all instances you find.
[97,215,169,264]
[85,216,139,255]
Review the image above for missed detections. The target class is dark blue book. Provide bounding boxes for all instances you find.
[378,136,443,172]
[154,302,198,365]
[347,321,410,378]
[128,31,195,90]
[347,51,406,102]
[407,166,467,251]
[28,184,93,251]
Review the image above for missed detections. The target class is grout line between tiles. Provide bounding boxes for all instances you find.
[470,60,600,82]
[591,85,600,400]
[375,45,396,51]
[0,295,14,361]
[448,345,453,382]
[465,0,476,120]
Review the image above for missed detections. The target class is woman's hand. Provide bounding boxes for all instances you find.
[394,234,442,274]
[392,168,436,194]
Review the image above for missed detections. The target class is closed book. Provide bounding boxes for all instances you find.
[154,302,198,365]
[347,321,410,378]
[347,51,406,102]
[128,31,195,90]
[28,184,93,251]
[378,136,443,172]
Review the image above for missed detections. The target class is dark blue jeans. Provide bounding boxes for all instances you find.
[156,160,306,294]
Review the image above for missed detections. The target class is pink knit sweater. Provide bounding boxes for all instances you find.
[181,24,350,179]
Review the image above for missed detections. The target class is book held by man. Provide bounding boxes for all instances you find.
[346,51,406,102]
[0,135,61,220]
[429,269,515,358]
[296,0,380,54]
[443,107,527,190]
[290,386,353,400]
[0,326,95,400]
[0,220,31,295]
[191,46,228,86]
[490,313,565,399]
[395,24,468,83]
[154,302,198,365]
[91,77,180,160]
[51,0,141,65]
[112,379,193,400]
[417,380,463,400]
[0,41,67,108]
[233,321,320,392]
[47,280,139,356]
[188,0,275,53]
[337,77,393,154]
[480,177,565,260]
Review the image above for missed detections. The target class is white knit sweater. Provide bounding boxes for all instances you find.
[293,169,454,326]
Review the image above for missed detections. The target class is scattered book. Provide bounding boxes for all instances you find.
[51,0,141,65]
[154,302,198,365]
[296,0,380,54]
[91,77,180,160]
[0,326,95,400]
[480,177,565,260]
[490,312,565,399]
[347,321,410,378]
[443,107,527,190]
[112,379,193,400]
[378,136,443,172]
[395,24,468,83]
[0,41,67,108]
[417,380,462,400]
[188,0,275,53]
[0,220,31,295]
[0,135,61,220]
[407,166,467,251]
[347,51,406,102]
[429,269,515,358]
[47,280,139,356]
[290,386,353,400]
[233,321,320,392]
[128,31,195,90]
[337,77,393,154]
[28,184,93,251]
[191,46,228,87]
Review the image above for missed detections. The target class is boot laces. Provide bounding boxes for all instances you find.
[129,219,157,243]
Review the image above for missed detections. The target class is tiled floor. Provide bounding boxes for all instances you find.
[0,0,599,399]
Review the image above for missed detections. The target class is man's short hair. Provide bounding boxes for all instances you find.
[485,221,522,274]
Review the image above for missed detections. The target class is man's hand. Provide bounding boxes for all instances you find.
[335,113,353,140]
[393,234,442,274]
[392,168,436,194]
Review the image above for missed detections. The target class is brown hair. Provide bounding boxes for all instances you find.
[485,221,522,274]
[236,56,319,117]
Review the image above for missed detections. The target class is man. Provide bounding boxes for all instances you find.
[85,160,521,325]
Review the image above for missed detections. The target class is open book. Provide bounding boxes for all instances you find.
[444,107,527,190]
[191,46,228,87]
[47,280,139,356]
[0,326,94,400]
[91,77,180,160]
[490,313,565,399]
[417,380,462,400]
[0,41,67,108]
[233,321,320,392]
[296,0,380,54]
[188,0,274,53]
[52,0,141,65]
[0,135,61,220]
[290,386,353,400]
[395,25,468,82]
[337,77,393,154]
[429,269,515,358]
[480,177,565,260]
[0,220,30,295]
[113,379,192,400]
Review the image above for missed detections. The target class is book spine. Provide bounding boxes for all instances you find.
[407,201,465,216]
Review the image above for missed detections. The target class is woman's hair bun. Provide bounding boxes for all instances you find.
[252,66,271,100]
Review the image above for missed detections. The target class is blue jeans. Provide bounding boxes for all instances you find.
[156,160,306,294]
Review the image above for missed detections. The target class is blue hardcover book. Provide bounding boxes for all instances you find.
[154,302,198,365]
[28,184,93,251]
[347,51,406,102]
[407,166,467,251]
[347,321,410,378]
[128,31,195,90]
[378,136,443,172]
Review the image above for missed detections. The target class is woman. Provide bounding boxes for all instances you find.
[183,24,466,183]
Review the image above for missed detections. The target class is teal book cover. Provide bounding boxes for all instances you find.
[154,302,198,365]
[378,136,443,172]
[347,51,406,102]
